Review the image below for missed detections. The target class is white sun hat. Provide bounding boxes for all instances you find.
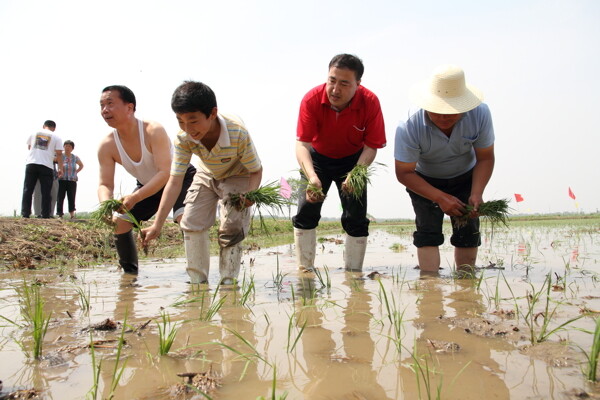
[410,65,484,114]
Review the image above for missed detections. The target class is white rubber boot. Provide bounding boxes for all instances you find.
[219,243,242,285]
[184,231,210,284]
[344,235,367,272]
[294,228,316,271]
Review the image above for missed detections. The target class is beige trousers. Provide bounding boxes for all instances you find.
[180,170,251,248]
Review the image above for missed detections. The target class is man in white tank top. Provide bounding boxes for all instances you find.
[98,85,195,274]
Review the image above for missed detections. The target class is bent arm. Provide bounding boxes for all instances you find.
[470,144,495,209]
[76,158,84,173]
[395,160,466,217]
[248,166,263,192]
[55,150,64,178]
[142,174,184,244]
[97,143,116,202]
[296,141,318,185]
[152,175,184,230]
[356,145,377,166]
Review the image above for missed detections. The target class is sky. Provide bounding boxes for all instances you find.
[1,0,598,219]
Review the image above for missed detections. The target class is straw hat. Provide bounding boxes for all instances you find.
[410,65,483,114]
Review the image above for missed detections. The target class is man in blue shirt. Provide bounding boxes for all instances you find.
[394,65,495,273]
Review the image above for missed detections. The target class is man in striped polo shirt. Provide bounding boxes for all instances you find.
[142,81,262,285]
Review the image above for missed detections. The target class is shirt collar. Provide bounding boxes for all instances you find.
[183,114,230,147]
[319,84,363,111]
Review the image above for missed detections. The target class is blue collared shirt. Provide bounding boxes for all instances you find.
[394,103,494,179]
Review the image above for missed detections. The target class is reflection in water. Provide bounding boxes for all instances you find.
[114,273,139,321]
[296,275,392,399]
[400,275,510,399]
[206,286,272,398]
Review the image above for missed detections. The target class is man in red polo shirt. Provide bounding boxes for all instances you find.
[293,53,386,272]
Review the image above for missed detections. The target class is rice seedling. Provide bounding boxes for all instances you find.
[227,181,292,235]
[269,253,288,291]
[16,282,52,359]
[199,290,226,322]
[257,364,289,400]
[87,311,129,399]
[298,164,325,202]
[406,340,442,400]
[341,162,384,202]
[503,273,583,344]
[106,312,129,399]
[286,312,307,353]
[214,327,270,380]
[74,284,91,314]
[87,331,101,400]
[156,310,179,355]
[377,279,406,353]
[453,198,511,229]
[239,272,256,308]
[584,317,600,381]
[227,181,291,212]
[390,243,407,252]
[171,288,226,322]
[90,199,143,231]
[313,265,331,290]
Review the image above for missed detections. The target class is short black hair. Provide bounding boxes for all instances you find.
[44,120,56,129]
[329,54,364,81]
[64,140,75,149]
[102,85,137,111]
[171,81,217,117]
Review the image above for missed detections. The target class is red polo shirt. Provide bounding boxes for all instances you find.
[296,84,386,159]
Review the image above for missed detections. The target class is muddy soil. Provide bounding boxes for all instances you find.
[0,218,184,269]
[1,219,600,399]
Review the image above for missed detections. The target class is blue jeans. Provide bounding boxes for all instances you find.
[292,148,369,237]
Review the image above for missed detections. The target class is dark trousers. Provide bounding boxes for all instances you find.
[408,169,481,248]
[22,163,54,218]
[57,180,77,215]
[292,148,369,237]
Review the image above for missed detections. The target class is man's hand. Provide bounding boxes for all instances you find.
[234,194,255,211]
[141,224,161,246]
[120,194,139,212]
[306,176,325,203]
[437,193,467,217]
[341,176,352,194]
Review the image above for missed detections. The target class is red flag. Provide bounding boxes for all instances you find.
[279,177,292,199]
[568,187,576,200]
[514,193,524,202]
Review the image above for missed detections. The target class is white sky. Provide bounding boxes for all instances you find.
[1,0,598,219]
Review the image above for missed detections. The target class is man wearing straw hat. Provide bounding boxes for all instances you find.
[394,65,495,273]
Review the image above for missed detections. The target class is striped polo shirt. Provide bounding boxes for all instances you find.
[171,113,261,179]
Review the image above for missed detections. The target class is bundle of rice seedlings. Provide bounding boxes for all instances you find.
[226,181,292,235]
[342,162,385,201]
[306,181,326,202]
[90,199,143,231]
[298,163,325,202]
[91,199,149,254]
[227,181,291,212]
[453,199,511,229]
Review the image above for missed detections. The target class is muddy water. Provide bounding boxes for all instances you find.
[1,222,600,399]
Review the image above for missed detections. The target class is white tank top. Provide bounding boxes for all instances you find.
[113,119,159,185]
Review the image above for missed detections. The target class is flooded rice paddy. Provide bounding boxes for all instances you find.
[1,219,600,399]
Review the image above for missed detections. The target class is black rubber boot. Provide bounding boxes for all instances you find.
[114,231,139,274]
